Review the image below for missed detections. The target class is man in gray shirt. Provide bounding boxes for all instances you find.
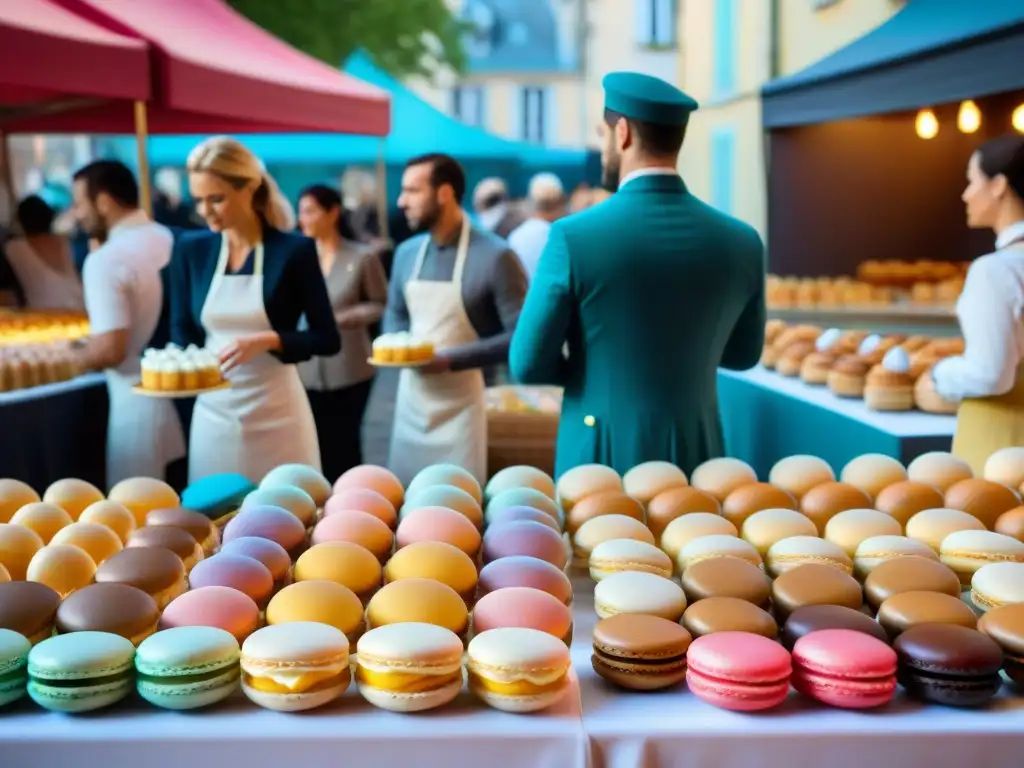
[383,153,527,484]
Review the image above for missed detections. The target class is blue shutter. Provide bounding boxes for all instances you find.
[543,86,555,145]
[636,0,653,46]
[712,0,736,98]
[710,125,736,215]
[510,86,524,140]
[654,0,675,47]
[477,85,488,129]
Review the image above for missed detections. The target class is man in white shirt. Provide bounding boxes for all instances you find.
[71,160,186,487]
[508,173,567,281]
[472,177,522,238]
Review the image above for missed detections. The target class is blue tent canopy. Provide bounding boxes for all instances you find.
[137,50,588,168]
[762,0,1024,128]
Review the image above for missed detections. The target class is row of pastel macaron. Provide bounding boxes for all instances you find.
[592,615,1010,712]
[0,621,571,716]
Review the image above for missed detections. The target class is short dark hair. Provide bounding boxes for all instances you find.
[977,134,1024,201]
[298,184,342,212]
[72,160,139,208]
[16,195,55,236]
[405,153,466,204]
[604,109,687,158]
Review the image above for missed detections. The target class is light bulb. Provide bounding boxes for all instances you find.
[957,100,981,133]
[915,109,939,140]
[1013,104,1024,134]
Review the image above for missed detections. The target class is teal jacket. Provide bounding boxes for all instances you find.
[509,174,765,479]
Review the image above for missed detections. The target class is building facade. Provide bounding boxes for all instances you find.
[678,0,903,237]
[413,0,681,149]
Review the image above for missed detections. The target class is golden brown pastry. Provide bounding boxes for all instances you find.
[776,341,816,377]
[914,371,958,414]
[827,355,872,398]
[901,336,931,354]
[800,328,842,385]
[838,330,868,353]
[911,283,937,305]
[909,350,943,380]
[765,320,787,346]
[773,325,820,351]
[761,345,781,370]
[864,348,914,411]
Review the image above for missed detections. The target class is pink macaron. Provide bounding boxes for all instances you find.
[395,506,481,558]
[324,488,397,530]
[791,629,897,709]
[159,585,260,643]
[223,505,307,557]
[686,631,792,712]
[472,586,573,644]
[310,509,395,563]
[187,552,275,608]
[481,520,567,570]
[477,556,573,605]
[486,506,561,533]
[219,536,292,589]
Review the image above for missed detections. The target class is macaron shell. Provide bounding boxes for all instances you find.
[484,465,556,503]
[680,556,771,606]
[160,586,260,643]
[939,530,1024,583]
[781,605,890,650]
[588,538,673,580]
[323,488,396,529]
[689,458,757,502]
[311,509,395,561]
[481,519,567,569]
[27,631,135,713]
[677,534,763,572]
[384,541,478,601]
[566,491,644,537]
[893,624,1004,707]
[467,627,571,713]
[260,464,332,507]
[55,583,160,645]
[659,513,738,562]
[402,484,483,529]
[765,536,853,577]
[971,562,1024,611]
[188,553,275,606]
[768,455,835,500]
[721,483,798,527]
[366,578,469,635]
[79,501,136,544]
[135,626,240,710]
[853,535,940,579]
[594,571,687,621]
[50,521,123,565]
[485,487,561,525]
[334,464,405,509]
[27,544,97,598]
[839,454,907,500]
[977,602,1024,682]
[42,479,104,520]
[622,461,688,505]
[863,555,962,611]
[293,541,382,599]
[486,506,561,533]
[472,587,573,643]
[10,502,73,544]
[944,478,1022,529]
[394,506,479,558]
[476,556,573,605]
[645,487,721,540]
[126,525,204,570]
[824,508,902,557]
[741,508,818,555]
[874,481,945,528]
[219,536,293,583]
[94,547,187,609]
[243,486,318,529]
[906,452,973,493]
[876,590,978,638]
[0,479,41,524]
[792,628,897,679]
[572,512,653,553]
[107,477,180,526]
[406,463,483,505]
[770,563,863,620]
[0,581,61,644]
[591,614,691,691]
[266,580,365,640]
[223,505,307,555]
[799,482,873,534]
[906,508,986,551]
[0,628,30,706]
[685,631,792,712]
[555,463,622,510]
[682,596,777,639]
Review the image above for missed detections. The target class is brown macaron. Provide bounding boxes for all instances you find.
[0,581,61,644]
[781,604,889,650]
[863,556,962,613]
[873,481,945,529]
[680,556,771,608]
[681,596,777,639]
[721,483,797,527]
[645,487,721,541]
[566,491,644,535]
[126,525,203,570]
[876,590,977,638]
[770,562,864,620]
[55,582,160,645]
[95,547,188,610]
[799,482,873,534]
[144,507,219,554]
[591,613,691,691]
[977,603,1024,684]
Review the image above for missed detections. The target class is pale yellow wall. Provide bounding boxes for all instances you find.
[778,0,902,76]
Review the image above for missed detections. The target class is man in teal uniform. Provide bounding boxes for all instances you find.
[509,72,765,478]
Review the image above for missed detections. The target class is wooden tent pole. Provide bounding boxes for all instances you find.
[133,101,152,216]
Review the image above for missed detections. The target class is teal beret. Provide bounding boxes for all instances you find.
[603,72,698,126]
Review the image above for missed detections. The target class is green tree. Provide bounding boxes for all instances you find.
[227,0,469,80]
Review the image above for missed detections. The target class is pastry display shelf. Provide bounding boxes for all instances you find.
[768,304,959,337]
[717,367,955,478]
[0,372,105,406]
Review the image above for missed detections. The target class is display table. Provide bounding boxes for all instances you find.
[718,367,955,479]
[568,575,1024,768]
[0,676,589,768]
[0,373,107,489]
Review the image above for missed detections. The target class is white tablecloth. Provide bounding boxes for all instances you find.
[719,367,955,438]
[0,678,589,768]
[568,573,1024,768]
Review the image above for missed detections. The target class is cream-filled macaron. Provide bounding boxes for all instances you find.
[484,465,556,503]
[594,571,686,620]
[356,623,464,712]
[467,627,571,713]
[824,508,902,558]
[622,462,687,507]
[944,479,1021,529]
[740,508,817,556]
[906,452,973,493]
[983,447,1024,490]
[406,463,483,506]
[689,458,757,502]
[853,535,939,580]
[970,562,1024,612]
[589,539,673,581]
[768,455,835,500]
[677,534,762,573]
[572,514,654,566]
[556,464,622,512]
[905,508,986,551]
[659,513,737,566]
[765,536,853,578]
[840,454,907,500]
[940,530,1024,586]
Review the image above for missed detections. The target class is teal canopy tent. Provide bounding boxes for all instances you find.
[114,51,596,201]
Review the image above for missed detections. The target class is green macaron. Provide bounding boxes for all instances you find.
[0,628,31,707]
[136,626,240,710]
[27,631,136,713]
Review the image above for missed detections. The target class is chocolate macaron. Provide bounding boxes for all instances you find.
[770,563,864,621]
[863,556,962,613]
[95,547,187,610]
[894,624,1004,707]
[145,507,219,555]
[126,525,204,571]
[680,556,770,608]
[681,597,777,640]
[876,591,977,638]
[0,581,61,644]
[782,605,889,651]
[55,583,160,646]
[591,614,691,690]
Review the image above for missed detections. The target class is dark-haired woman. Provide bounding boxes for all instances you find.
[3,195,84,310]
[929,134,1024,473]
[296,185,388,480]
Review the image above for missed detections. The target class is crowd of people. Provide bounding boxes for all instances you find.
[0,70,1022,492]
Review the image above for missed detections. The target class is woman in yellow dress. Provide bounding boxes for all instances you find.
[931,134,1024,474]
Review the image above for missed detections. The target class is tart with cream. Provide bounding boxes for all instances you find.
[800,328,842,385]
[864,347,914,411]
[140,345,222,392]
[371,332,435,364]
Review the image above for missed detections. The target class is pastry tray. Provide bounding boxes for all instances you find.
[132,381,231,398]
[367,357,432,369]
